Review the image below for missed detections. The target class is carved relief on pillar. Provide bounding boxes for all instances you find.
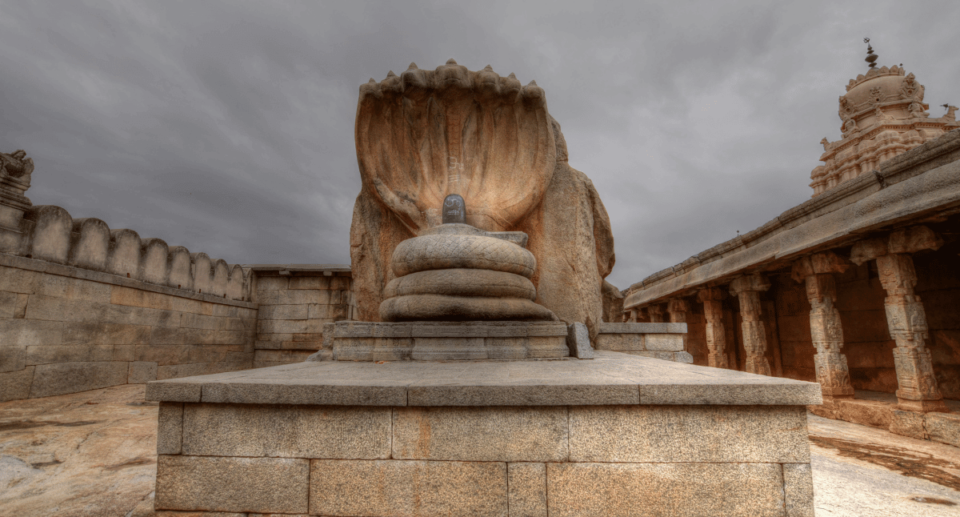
[791,252,854,399]
[729,274,772,376]
[850,226,948,413]
[697,288,728,369]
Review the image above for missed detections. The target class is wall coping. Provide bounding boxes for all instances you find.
[0,252,258,309]
[624,129,960,309]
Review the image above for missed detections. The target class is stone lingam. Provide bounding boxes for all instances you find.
[147,61,821,517]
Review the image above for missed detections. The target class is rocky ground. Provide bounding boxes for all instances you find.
[0,385,958,516]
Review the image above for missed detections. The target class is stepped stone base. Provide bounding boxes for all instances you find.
[146,351,821,516]
[308,320,695,362]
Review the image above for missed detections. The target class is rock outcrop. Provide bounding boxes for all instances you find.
[350,61,615,337]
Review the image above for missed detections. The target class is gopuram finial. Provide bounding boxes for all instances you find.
[864,37,878,69]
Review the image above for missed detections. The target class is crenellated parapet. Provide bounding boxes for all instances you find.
[1,150,252,302]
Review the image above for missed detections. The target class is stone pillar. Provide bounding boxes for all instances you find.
[667,298,689,352]
[697,288,728,369]
[647,304,664,323]
[791,252,854,400]
[626,309,638,323]
[667,299,688,324]
[0,150,34,254]
[851,226,948,413]
[729,274,772,376]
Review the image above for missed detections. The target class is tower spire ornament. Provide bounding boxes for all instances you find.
[864,37,878,69]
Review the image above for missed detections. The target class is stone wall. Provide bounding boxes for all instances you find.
[0,200,259,402]
[0,254,256,402]
[251,266,354,368]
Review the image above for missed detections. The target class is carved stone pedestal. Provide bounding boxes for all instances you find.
[147,352,821,516]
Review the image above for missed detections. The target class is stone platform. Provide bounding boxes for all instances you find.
[307,320,692,362]
[146,351,821,516]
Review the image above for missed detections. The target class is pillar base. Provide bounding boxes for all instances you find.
[897,397,950,413]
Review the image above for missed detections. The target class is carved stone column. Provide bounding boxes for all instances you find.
[729,274,772,376]
[667,299,688,324]
[0,150,34,254]
[791,252,854,400]
[697,288,728,369]
[667,298,689,351]
[851,226,948,413]
[647,304,664,323]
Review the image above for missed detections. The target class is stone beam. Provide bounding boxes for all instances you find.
[791,252,855,400]
[697,288,728,369]
[729,274,773,376]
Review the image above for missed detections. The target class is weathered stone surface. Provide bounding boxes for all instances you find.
[29,361,128,398]
[889,408,928,439]
[783,463,816,517]
[925,411,960,447]
[392,406,568,462]
[837,399,893,429]
[309,459,507,517]
[350,63,614,338]
[0,365,34,402]
[569,405,809,463]
[381,294,557,322]
[392,233,537,278]
[128,361,158,383]
[644,334,684,351]
[182,403,390,459]
[546,462,785,517]
[156,455,309,514]
[157,402,183,455]
[598,322,687,333]
[147,351,821,406]
[384,268,536,300]
[509,462,547,517]
[566,322,594,359]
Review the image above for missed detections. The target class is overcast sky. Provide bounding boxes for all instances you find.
[2,1,958,289]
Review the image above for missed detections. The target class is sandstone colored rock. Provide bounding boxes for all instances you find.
[350,62,615,338]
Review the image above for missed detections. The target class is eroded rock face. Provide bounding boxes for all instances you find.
[350,62,615,337]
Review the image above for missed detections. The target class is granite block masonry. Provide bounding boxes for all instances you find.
[148,351,821,516]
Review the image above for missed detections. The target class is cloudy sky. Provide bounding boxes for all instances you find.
[2,1,958,289]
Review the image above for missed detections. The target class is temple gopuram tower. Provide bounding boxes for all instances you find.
[810,39,959,196]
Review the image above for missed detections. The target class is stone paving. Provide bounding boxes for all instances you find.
[1,384,958,516]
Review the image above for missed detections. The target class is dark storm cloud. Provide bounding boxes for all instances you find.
[1,1,958,288]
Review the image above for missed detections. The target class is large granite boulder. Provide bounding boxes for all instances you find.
[350,61,615,338]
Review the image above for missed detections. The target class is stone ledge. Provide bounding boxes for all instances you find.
[0,253,257,309]
[146,351,821,406]
[598,322,687,334]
